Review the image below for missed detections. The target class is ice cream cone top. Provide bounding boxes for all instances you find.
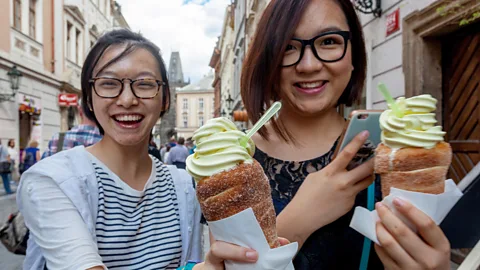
[186,117,255,182]
[380,94,446,149]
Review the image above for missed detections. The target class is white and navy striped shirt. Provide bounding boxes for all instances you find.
[93,156,182,270]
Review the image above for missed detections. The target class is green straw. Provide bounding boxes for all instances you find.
[239,101,282,147]
[378,83,403,118]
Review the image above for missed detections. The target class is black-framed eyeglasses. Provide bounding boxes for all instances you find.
[282,31,351,67]
[89,77,166,99]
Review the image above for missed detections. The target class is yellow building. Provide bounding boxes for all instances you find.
[175,73,215,139]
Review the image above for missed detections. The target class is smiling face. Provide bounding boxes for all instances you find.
[280,0,353,116]
[91,45,164,146]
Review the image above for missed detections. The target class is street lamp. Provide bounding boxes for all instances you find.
[226,94,234,110]
[0,65,23,102]
[221,109,226,117]
[353,0,382,18]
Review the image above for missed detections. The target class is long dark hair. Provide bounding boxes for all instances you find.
[241,0,367,142]
[81,29,170,134]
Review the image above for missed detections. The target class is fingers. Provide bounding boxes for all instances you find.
[374,244,400,270]
[347,158,374,185]
[392,198,450,253]
[205,241,258,268]
[278,237,290,246]
[376,220,415,268]
[330,131,369,171]
[353,173,374,193]
[376,202,432,263]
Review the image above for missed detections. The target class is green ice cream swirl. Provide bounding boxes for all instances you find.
[380,94,446,149]
[186,117,255,182]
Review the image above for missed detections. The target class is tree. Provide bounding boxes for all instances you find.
[436,0,480,25]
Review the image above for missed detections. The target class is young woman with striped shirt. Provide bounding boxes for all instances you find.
[17,29,260,270]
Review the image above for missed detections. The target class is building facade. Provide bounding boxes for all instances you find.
[208,0,271,130]
[156,51,189,145]
[0,0,128,161]
[175,73,215,139]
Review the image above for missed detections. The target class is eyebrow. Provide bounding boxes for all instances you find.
[293,26,347,39]
[96,70,158,79]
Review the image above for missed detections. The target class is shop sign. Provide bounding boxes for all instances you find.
[386,8,400,37]
[58,93,78,107]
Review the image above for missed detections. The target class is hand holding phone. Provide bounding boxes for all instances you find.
[333,110,382,170]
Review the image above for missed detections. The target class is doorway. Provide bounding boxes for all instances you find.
[442,22,480,183]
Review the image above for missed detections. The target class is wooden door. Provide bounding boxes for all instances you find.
[442,23,480,183]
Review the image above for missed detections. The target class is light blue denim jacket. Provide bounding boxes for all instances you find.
[17,146,202,269]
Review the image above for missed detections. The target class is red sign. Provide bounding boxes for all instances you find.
[386,8,400,37]
[58,94,78,107]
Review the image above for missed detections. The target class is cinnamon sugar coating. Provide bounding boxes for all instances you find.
[196,160,280,248]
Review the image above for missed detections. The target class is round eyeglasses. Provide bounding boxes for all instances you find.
[89,77,166,99]
[282,31,351,67]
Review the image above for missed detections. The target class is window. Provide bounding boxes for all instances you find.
[183,116,188,128]
[14,0,22,30]
[66,22,72,61]
[199,116,204,127]
[76,29,81,64]
[183,98,188,110]
[199,98,204,110]
[29,0,36,38]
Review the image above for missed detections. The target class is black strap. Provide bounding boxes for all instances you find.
[56,132,66,152]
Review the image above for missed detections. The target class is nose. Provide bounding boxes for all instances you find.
[116,80,138,108]
[295,46,324,74]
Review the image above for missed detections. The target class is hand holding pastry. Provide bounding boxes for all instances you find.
[374,198,450,270]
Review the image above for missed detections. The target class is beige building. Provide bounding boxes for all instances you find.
[210,0,271,129]
[0,0,128,158]
[175,73,215,139]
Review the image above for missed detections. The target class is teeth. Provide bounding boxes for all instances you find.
[114,115,142,122]
[299,81,324,89]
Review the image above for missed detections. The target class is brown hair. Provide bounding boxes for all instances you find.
[241,0,367,142]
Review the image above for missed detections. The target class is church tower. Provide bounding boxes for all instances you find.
[158,52,188,144]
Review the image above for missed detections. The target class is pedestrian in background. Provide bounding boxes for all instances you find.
[148,134,162,161]
[42,100,102,159]
[7,139,19,183]
[164,145,171,164]
[0,140,12,194]
[166,137,189,169]
[159,143,166,161]
[20,140,40,174]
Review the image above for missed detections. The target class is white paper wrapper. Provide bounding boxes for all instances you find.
[350,179,463,245]
[208,208,298,270]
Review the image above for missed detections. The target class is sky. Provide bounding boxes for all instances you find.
[115,0,230,84]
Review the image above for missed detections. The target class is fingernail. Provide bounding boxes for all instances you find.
[376,202,385,209]
[393,197,405,207]
[361,130,369,139]
[246,251,257,260]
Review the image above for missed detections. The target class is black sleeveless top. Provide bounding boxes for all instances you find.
[254,141,384,270]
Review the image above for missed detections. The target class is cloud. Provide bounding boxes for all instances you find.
[116,0,229,83]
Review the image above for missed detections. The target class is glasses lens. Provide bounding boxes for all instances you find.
[132,79,159,98]
[282,40,303,66]
[314,33,346,62]
[94,78,122,97]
